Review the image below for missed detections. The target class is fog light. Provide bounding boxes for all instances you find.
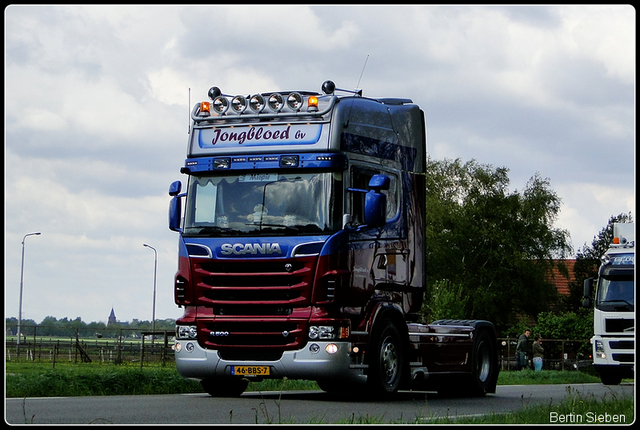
[268,93,284,112]
[231,95,247,114]
[309,343,320,354]
[175,342,182,352]
[326,344,338,354]
[287,92,303,110]
[212,96,229,114]
[250,94,266,113]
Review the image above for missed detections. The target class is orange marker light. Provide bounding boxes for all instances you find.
[308,96,318,108]
[200,101,211,114]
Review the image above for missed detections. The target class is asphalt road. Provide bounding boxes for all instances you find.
[5,383,634,425]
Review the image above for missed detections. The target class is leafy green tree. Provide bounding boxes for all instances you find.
[422,158,572,328]
[564,212,634,311]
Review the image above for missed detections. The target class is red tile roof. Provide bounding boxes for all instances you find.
[547,259,576,296]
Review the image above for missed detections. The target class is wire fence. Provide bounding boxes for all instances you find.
[6,324,592,371]
[6,325,175,367]
[498,337,591,371]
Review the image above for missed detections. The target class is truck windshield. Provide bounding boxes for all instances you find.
[596,273,634,312]
[183,171,342,237]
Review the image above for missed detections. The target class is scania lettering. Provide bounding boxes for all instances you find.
[583,222,635,385]
[168,81,500,398]
[220,243,283,256]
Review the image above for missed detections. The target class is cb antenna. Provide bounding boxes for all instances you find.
[343,54,369,128]
[355,54,369,94]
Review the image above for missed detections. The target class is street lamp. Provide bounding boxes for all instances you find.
[143,244,157,343]
[18,232,41,358]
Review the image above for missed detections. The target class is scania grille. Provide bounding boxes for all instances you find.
[192,256,317,309]
[199,320,306,350]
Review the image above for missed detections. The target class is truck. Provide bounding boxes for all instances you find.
[168,80,499,398]
[583,222,635,385]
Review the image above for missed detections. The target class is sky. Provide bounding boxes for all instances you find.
[4,5,635,325]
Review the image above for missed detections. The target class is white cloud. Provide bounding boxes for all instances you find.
[556,182,635,250]
[4,5,634,323]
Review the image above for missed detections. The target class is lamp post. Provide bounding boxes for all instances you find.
[17,232,41,358]
[143,244,157,344]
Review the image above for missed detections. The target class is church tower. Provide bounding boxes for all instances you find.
[108,307,117,326]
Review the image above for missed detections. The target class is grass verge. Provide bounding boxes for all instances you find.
[3,361,625,398]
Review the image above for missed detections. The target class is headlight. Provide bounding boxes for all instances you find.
[176,325,198,339]
[595,340,606,359]
[309,326,335,340]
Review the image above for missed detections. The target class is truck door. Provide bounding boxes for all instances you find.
[347,164,408,301]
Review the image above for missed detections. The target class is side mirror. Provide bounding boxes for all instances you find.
[169,180,182,196]
[364,174,390,228]
[582,278,593,308]
[169,181,183,232]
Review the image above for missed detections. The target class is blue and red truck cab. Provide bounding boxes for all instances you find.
[169,80,499,397]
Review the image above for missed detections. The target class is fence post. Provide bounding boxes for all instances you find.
[140,335,145,369]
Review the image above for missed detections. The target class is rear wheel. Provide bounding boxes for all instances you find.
[468,329,498,396]
[201,377,249,397]
[366,320,405,398]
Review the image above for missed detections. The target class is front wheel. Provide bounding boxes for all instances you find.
[600,372,623,386]
[201,377,249,397]
[366,320,405,398]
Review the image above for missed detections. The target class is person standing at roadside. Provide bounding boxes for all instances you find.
[516,329,531,370]
[532,335,544,371]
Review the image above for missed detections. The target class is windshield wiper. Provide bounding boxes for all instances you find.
[600,299,634,307]
[193,226,241,236]
[246,223,324,234]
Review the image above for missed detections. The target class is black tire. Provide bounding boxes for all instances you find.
[366,320,405,398]
[317,379,363,397]
[468,329,499,396]
[600,372,622,386]
[200,377,249,397]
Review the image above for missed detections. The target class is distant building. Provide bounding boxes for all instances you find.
[108,307,117,326]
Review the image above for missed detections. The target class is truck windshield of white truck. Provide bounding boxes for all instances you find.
[596,273,634,311]
[183,171,343,236]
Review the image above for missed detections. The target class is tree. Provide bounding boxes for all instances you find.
[422,158,572,328]
[564,212,634,311]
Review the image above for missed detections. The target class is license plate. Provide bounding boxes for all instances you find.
[231,366,270,376]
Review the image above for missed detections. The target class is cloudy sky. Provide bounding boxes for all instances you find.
[4,5,635,325]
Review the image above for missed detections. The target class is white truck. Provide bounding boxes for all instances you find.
[583,223,635,385]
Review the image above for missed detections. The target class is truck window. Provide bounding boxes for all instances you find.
[183,171,343,237]
[349,166,399,226]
